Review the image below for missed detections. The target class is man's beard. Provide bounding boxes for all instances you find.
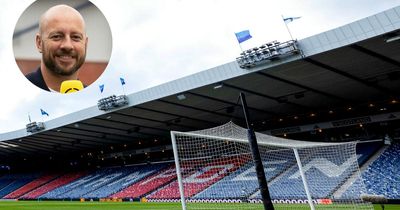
[43,49,86,76]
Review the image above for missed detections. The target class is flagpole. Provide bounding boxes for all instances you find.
[238,43,244,53]
[235,33,244,53]
[122,82,126,95]
[120,77,126,95]
[282,15,294,41]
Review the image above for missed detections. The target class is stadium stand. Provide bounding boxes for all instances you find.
[0,173,40,198]
[37,164,165,199]
[3,172,61,199]
[84,163,166,198]
[40,168,122,199]
[0,140,385,202]
[358,142,400,199]
[111,164,176,199]
[194,151,295,199]
[334,141,383,199]
[22,171,88,199]
[251,142,381,200]
[147,157,247,199]
[0,140,393,201]
[356,141,383,166]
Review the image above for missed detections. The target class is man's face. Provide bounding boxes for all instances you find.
[37,13,87,76]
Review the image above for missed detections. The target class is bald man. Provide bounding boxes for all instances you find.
[26,4,88,92]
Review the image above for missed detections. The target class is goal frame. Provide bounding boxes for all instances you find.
[171,131,319,210]
[170,123,372,210]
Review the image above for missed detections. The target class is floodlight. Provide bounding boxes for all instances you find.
[26,122,45,133]
[97,95,129,111]
[236,39,300,69]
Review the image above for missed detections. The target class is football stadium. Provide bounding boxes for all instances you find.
[1,3,400,210]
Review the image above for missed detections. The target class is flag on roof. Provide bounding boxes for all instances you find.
[235,30,252,43]
[99,84,105,93]
[40,109,49,116]
[120,77,126,86]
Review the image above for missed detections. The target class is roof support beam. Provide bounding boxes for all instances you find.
[350,44,400,68]
[304,58,398,96]
[187,91,278,116]
[93,117,169,137]
[158,99,244,121]
[221,83,310,110]
[34,132,102,147]
[66,123,141,143]
[113,112,198,130]
[25,136,91,150]
[13,141,57,155]
[256,71,354,103]
[0,144,36,155]
[134,106,219,127]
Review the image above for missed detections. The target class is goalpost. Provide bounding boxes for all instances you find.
[170,122,374,210]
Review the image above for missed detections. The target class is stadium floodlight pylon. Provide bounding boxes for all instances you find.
[170,122,374,210]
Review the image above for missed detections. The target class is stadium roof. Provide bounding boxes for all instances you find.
[1,6,400,164]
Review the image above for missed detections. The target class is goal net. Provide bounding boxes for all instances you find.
[170,121,373,210]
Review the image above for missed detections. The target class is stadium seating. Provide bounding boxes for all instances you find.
[39,164,167,199]
[251,143,380,200]
[112,165,176,199]
[354,143,400,199]
[356,141,382,165]
[22,171,88,199]
[4,173,61,199]
[0,173,40,198]
[339,141,389,199]
[0,141,394,201]
[147,157,248,199]
[84,163,166,198]
[40,168,121,199]
[194,150,296,199]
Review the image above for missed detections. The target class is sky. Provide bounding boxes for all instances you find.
[1,0,400,133]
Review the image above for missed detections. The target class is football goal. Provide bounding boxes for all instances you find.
[170,121,373,210]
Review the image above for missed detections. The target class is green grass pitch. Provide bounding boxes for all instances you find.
[0,201,398,210]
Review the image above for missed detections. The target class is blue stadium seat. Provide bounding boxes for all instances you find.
[345,143,400,199]
[40,164,167,199]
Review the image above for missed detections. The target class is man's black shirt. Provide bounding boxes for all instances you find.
[25,67,50,91]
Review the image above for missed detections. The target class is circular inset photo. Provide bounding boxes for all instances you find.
[13,0,112,93]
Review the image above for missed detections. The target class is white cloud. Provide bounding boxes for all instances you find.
[0,0,40,126]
